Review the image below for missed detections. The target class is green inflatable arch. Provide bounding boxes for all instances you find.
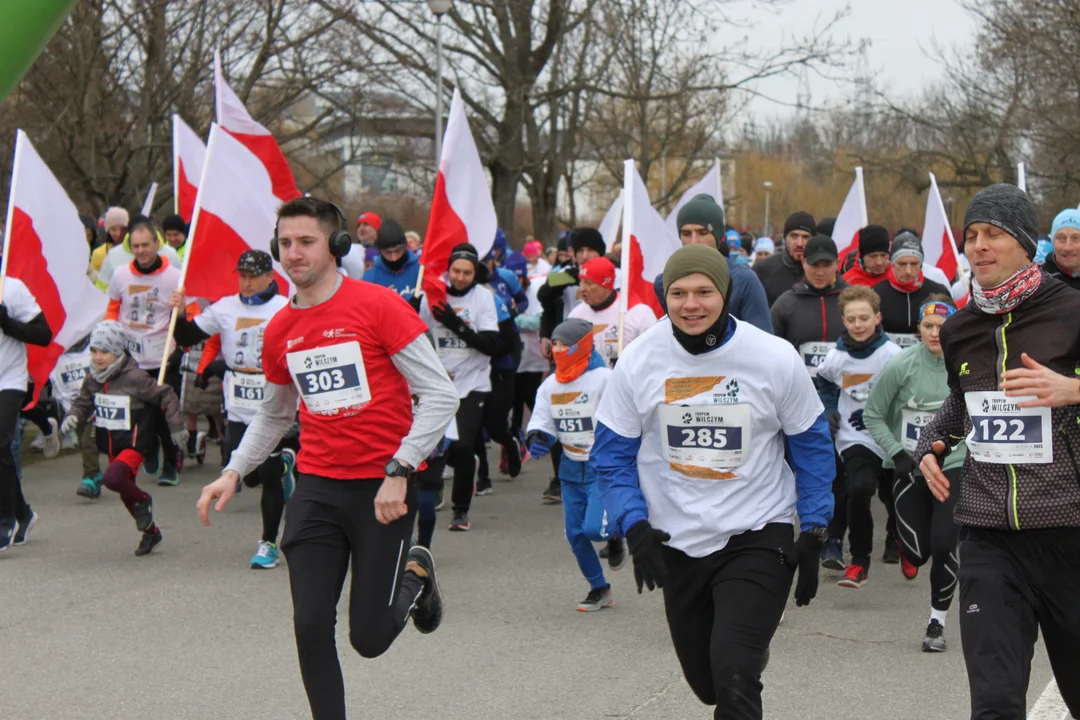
[0,0,77,104]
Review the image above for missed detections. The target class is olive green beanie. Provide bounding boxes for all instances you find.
[663,244,731,298]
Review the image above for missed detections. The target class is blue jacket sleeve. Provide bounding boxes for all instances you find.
[593,421,648,536]
[816,377,839,415]
[729,263,773,333]
[784,413,836,531]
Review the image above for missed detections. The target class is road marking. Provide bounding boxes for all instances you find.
[1029,678,1070,720]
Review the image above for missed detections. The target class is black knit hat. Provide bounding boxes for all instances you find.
[448,242,490,283]
[676,194,726,237]
[859,224,890,256]
[569,227,606,257]
[816,217,836,237]
[162,214,187,236]
[963,183,1038,260]
[784,211,816,238]
[375,219,407,250]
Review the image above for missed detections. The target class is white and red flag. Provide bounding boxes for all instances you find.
[833,166,868,265]
[665,159,722,240]
[2,130,106,406]
[420,88,497,307]
[619,159,677,321]
[181,123,290,302]
[923,172,967,304]
[597,191,624,253]
[172,115,205,222]
[214,51,301,203]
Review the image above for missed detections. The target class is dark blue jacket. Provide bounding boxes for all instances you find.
[489,267,528,313]
[653,256,772,333]
[594,318,834,535]
[363,251,421,300]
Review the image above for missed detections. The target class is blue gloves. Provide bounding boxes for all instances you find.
[526,430,553,459]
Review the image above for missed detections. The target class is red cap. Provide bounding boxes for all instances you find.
[356,212,382,231]
[579,257,616,290]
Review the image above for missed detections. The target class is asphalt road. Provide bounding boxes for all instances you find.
[1,444,1058,719]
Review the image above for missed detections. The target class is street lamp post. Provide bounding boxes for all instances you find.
[427,0,452,164]
[763,180,773,236]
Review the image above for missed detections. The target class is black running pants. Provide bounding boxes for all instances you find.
[893,467,960,611]
[280,474,423,720]
[0,389,29,523]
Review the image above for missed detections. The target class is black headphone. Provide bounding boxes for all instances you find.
[270,199,352,261]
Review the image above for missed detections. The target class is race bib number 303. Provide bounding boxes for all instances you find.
[286,341,371,416]
[964,391,1052,464]
[658,403,751,479]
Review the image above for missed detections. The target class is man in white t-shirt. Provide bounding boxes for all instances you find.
[593,245,835,718]
[569,256,656,368]
[419,244,502,532]
[105,218,183,484]
[0,277,54,550]
[170,249,295,570]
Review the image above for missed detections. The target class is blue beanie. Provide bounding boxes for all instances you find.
[1051,209,1080,240]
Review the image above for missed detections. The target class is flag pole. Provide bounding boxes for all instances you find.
[0,130,27,299]
[616,159,633,356]
[157,123,219,385]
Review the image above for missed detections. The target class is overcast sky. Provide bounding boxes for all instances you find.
[741,0,978,118]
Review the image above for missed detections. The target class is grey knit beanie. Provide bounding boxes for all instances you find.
[552,318,594,347]
[963,183,1038,260]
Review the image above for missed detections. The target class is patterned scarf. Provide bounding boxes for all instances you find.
[971,263,1042,315]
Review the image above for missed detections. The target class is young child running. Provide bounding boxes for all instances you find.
[60,321,187,556]
[816,286,901,588]
[525,318,625,612]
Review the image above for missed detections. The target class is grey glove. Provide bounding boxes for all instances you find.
[60,415,79,435]
[171,429,190,448]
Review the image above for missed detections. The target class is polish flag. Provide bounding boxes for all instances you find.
[619,159,677,321]
[172,115,205,222]
[665,159,722,240]
[833,166,868,265]
[2,131,106,406]
[597,191,624,252]
[420,88,497,307]
[214,52,301,203]
[923,172,968,304]
[181,124,290,302]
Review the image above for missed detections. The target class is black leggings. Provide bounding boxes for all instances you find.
[840,444,889,568]
[476,368,517,480]
[511,370,543,436]
[449,391,486,513]
[144,366,182,473]
[0,389,29,522]
[893,467,961,611]
[661,524,795,719]
[280,474,423,720]
[228,420,296,543]
[20,399,56,436]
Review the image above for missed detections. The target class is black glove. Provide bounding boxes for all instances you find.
[0,303,9,332]
[827,412,840,438]
[892,451,915,480]
[195,372,210,390]
[848,409,866,432]
[408,294,423,312]
[432,302,464,333]
[790,529,824,607]
[625,520,671,594]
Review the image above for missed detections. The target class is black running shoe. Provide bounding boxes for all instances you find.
[882,538,901,564]
[542,478,561,504]
[475,477,493,496]
[135,529,162,557]
[407,546,444,634]
[507,436,522,478]
[606,537,628,571]
[131,497,154,533]
[922,619,946,652]
[0,517,16,552]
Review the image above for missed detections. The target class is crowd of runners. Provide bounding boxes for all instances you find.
[2,187,1078,720]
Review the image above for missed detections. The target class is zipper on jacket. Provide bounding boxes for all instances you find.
[996,312,1021,530]
[820,297,827,341]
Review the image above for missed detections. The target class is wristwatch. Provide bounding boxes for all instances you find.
[804,526,828,542]
[384,459,411,478]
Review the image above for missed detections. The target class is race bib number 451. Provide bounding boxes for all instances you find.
[286,341,371,416]
[964,391,1052,464]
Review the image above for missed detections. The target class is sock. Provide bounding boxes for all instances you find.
[417,517,435,549]
[930,608,948,627]
[405,560,428,578]
[144,522,159,535]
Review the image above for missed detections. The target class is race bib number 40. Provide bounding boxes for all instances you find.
[286,341,371,416]
[964,391,1052,464]
[94,393,131,431]
[658,403,751,480]
[798,341,834,378]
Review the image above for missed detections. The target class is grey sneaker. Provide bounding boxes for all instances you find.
[407,546,444,634]
[13,510,38,546]
[922,619,946,652]
[577,585,613,612]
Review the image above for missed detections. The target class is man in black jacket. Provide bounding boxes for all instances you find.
[753,210,815,306]
[872,232,951,348]
[918,183,1080,720]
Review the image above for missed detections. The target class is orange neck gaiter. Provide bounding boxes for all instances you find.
[553,334,594,383]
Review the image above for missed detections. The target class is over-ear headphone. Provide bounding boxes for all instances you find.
[270,199,352,261]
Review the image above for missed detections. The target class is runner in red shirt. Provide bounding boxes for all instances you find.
[196,198,459,720]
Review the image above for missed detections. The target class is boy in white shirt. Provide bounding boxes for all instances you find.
[817,286,902,588]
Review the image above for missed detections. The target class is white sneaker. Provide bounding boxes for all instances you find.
[29,433,46,451]
[61,431,78,450]
[42,418,61,459]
